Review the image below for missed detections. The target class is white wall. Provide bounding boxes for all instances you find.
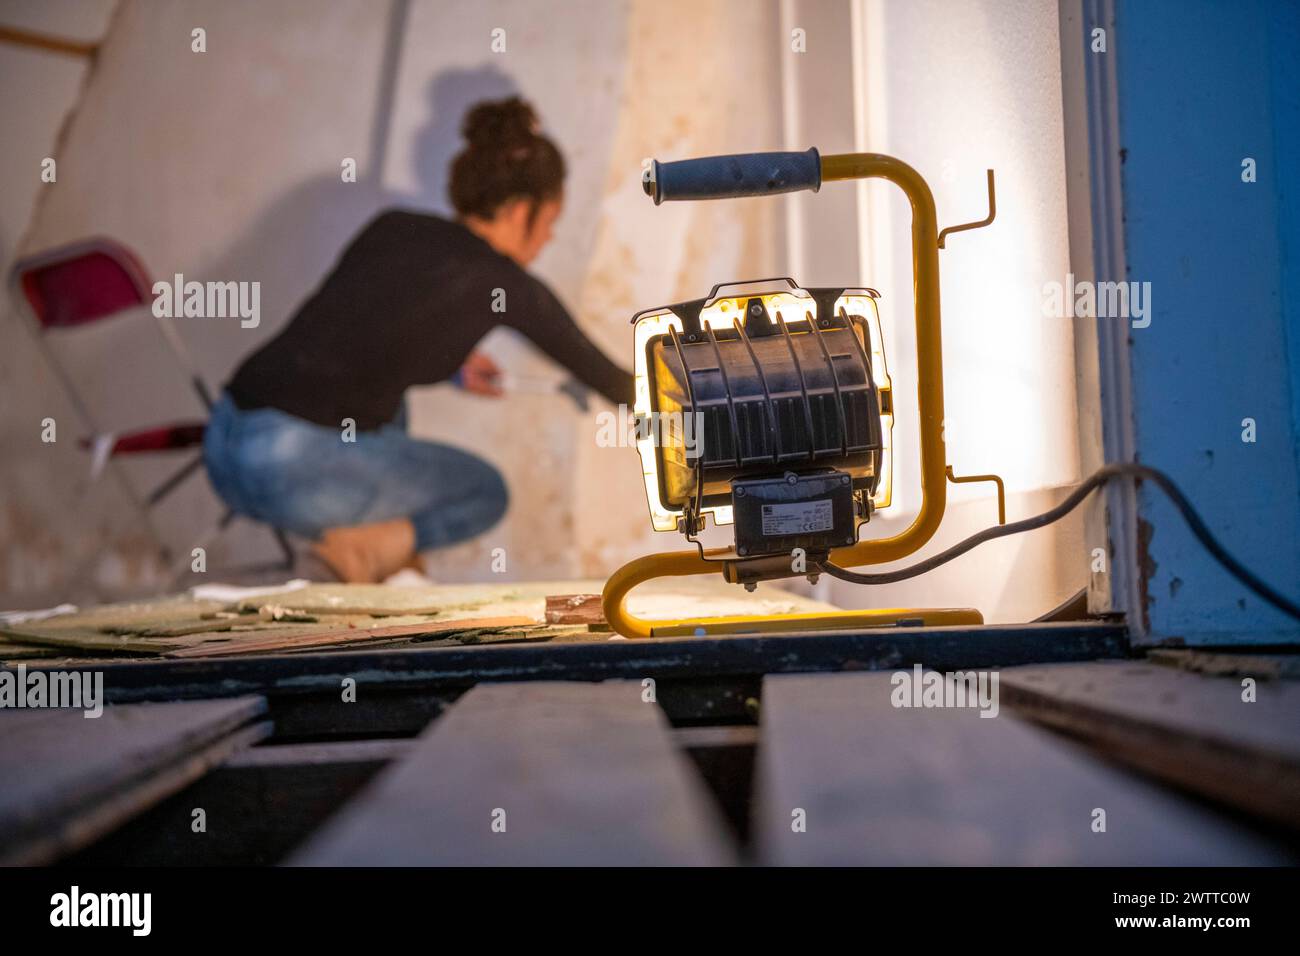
[1,0,780,603]
[2,0,1085,625]
[0,0,139,607]
[782,0,1084,622]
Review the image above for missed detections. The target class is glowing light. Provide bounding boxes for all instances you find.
[632,285,894,534]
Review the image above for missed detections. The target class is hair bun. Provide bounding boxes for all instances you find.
[462,96,539,150]
[448,96,564,218]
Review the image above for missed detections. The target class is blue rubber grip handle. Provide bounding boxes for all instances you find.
[644,148,821,204]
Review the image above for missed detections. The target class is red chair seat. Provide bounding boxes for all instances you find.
[77,422,207,455]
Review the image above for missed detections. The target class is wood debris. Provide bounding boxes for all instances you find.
[545,594,605,625]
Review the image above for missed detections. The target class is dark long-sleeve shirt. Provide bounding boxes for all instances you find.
[226,210,633,430]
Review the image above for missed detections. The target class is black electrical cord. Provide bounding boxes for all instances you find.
[816,462,1300,622]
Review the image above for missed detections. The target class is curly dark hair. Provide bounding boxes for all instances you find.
[448,96,565,225]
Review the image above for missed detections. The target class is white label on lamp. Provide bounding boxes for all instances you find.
[761,500,833,535]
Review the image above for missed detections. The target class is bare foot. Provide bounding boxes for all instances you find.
[312,519,416,583]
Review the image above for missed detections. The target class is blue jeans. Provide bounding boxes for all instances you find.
[203,393,508,549]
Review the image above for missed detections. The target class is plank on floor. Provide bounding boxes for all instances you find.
[68,737,396,866]
[165,615,536,658]
[755,672,1289,865]
[293,680,735,865]
[0,696,268,865]
[1147,649,1300,680]
[1000,660,1300,829]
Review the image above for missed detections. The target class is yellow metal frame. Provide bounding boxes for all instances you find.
[602,153,978,638]
[946,466,1007,525]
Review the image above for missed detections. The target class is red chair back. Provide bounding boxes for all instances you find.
[13,239,153,330]
[8,237,211,453]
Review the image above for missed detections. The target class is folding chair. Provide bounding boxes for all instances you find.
[9,237,294,575]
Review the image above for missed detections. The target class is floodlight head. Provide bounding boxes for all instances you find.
[631,278,893,562]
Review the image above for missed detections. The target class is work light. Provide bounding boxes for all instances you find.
[633,278,894,575]
[603,149,996,637]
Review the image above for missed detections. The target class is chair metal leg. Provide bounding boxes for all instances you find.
[170,509,297,587]
[271,528,296,570]
[147,453,205,506]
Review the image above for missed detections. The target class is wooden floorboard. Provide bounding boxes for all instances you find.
[166,616,538,658]
[43,622,1129,705]
[67,737,396,866]
[1000,660,1300,829]
[0,696,268,864]
[754,672,1291,865]
[1147,649,1300,680]
[293,680,736,865]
